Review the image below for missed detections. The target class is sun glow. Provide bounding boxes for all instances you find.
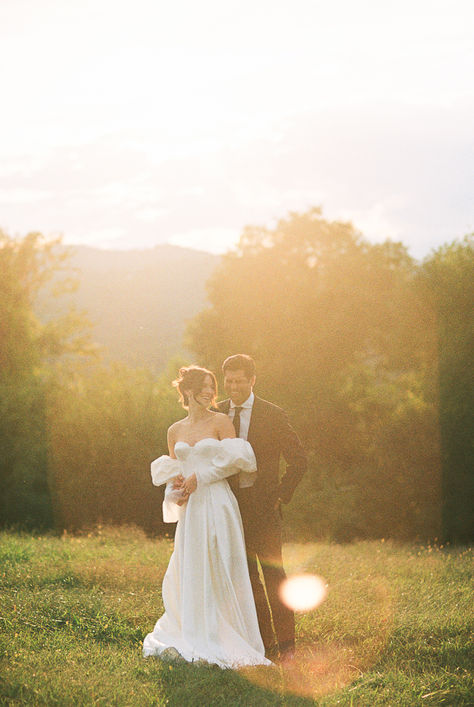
[279,574,328,612]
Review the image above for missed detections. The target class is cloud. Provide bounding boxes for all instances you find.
[0,188,54,204]
[0,102,472,258]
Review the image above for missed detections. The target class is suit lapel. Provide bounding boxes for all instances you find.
[247,396,264,446]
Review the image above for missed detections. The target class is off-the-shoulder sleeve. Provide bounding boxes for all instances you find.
[195,438,257,486]
[150,456,184,523]
[150,455,181,486]
[162,482,185,523]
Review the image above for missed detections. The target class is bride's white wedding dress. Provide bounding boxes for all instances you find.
[142,437,270,669]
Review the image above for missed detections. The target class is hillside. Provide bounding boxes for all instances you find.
[39,244,220,371]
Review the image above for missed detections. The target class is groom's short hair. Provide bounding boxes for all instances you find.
[222,354,256,380]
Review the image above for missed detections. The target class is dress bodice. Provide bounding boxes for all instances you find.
[176,437,256,483]
[151,437,257,488]
[174,437,223,464]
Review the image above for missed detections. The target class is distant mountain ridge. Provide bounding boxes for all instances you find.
[42,244,220,371]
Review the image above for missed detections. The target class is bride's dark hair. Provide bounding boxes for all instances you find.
[172,365,217,408]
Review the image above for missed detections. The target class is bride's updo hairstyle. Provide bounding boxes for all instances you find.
[172,365,217,409]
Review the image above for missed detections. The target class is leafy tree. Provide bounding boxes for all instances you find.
[47,357,186,532]
[421,235,474,542]
[0,231,92,528]
[187,208,441,540]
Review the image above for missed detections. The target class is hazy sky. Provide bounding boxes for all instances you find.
[1,0,473,259]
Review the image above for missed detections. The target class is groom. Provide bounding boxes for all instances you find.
[218,354,307,661]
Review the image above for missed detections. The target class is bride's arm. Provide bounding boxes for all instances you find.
[217,413,237,442]
[166,421,198,501]
[167,424,188,503]
[167,424,178,459]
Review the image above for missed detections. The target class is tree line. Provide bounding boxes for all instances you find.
[0,212,472,541]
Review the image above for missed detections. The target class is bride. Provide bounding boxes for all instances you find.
[143,365,270,668]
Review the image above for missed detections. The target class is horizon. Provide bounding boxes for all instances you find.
[16,226,466,263]
[58,233,459,262]
[6,225,469,263]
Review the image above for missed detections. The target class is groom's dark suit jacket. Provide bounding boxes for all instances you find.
[218,396,307,509]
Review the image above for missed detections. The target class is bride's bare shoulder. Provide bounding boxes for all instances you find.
[168,419,186,438]
[214,412,236,437]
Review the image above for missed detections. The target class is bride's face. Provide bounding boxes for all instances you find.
[192,375,216,408]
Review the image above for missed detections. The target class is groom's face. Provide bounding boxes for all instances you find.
[223,369,255,406]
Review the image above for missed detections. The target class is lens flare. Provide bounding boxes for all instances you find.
[279,574,327,612]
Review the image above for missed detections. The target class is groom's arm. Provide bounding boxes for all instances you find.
[276,408,307,504]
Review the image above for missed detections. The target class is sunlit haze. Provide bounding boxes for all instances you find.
[1,0,473,257]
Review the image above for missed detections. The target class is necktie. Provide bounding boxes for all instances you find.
[233,406,243,438]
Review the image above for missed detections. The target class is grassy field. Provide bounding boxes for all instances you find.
[0,527,472,706]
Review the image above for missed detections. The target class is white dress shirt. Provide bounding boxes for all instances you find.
[229,392,255,488]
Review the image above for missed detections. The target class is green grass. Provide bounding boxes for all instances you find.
[0,527,472,705]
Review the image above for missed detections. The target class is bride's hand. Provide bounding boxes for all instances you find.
[172,474,185,490]
[183,473,197,495]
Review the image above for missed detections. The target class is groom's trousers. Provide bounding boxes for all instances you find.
[237,487,295,652]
